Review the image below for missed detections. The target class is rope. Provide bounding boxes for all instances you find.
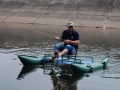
[17,24,53,38]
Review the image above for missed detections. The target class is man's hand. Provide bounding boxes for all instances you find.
[54,36,60,40]
[64,40,70,44]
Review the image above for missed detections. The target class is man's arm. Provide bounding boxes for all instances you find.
[64,40,80,45]
[53,36,64,42]
[54,30,65,41]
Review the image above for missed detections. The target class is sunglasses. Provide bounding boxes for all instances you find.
[68,26,73,28]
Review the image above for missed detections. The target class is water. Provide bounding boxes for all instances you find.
[0,23,120,90]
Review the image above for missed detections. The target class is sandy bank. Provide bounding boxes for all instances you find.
[0,0,120,28]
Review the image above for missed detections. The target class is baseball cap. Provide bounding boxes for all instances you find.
[68,22,74,27]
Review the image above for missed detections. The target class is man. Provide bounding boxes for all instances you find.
[54,22,80,58]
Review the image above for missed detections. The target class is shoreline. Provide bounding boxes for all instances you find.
[0,0,120,29]
[1,21,120,29]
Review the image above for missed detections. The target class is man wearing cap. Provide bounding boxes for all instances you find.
[54,22,80,58]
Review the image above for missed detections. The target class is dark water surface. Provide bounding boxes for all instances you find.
[0,23,120,90]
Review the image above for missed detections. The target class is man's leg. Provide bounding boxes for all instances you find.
[59,49,68,57]
[54,44,65,58]
[58,45,75,57]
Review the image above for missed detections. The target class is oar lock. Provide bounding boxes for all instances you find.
[87,64,94,73]
[100,61,107,67]
[102,61,107,70]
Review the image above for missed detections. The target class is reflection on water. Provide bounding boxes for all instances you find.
[0,23,120,90]
[16,65,120,90]
[51,71,84,90]
[17,66,41,80]
[17,65,85,90]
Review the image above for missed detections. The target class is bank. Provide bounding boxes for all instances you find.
[0,0,120,29]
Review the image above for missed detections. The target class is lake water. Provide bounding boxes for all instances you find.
[0,23,120,90]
